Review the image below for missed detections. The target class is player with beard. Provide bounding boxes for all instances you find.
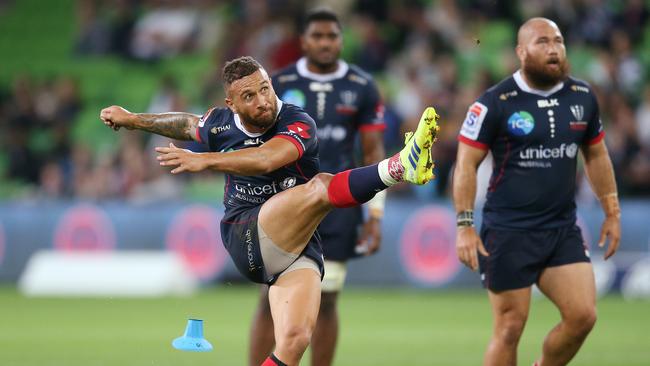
[248,9,386,366]
[453,18,620,366]
[100,56,439,366]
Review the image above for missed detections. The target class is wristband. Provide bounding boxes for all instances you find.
[456,210,474,227]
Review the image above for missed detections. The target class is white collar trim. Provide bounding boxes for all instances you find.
[513,70,564,97]
[296,57,349,82]
[234,97,283,137]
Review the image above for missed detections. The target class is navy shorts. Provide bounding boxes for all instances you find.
[478,224,590,292]
[318,206,363,261]
[221,206,324,285]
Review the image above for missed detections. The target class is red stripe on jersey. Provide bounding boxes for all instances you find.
[272,135,304,158]
[587,131,605,145]
[195,126,202,143]
[458,135,489,150]
[359,123,386,132]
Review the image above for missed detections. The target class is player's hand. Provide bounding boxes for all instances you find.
[356,217,381,256]
[99,105,136,131]
[455,226,488,271]
[155,143,208,174]
[599,215,621,260]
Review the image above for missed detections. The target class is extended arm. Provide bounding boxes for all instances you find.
[156,137,299,176]
[581,140,621,259]
[100,105,200,141]
[453,142,489,271]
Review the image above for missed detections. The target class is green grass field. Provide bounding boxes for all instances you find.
[0,285,648,366]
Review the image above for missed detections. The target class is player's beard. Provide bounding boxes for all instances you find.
[523,54,569,89]
[241,103,278,131]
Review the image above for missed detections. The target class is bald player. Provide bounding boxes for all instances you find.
[454,18,620,366]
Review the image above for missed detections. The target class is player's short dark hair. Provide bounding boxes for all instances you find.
[302,7,341,33]
[222,56,262,87]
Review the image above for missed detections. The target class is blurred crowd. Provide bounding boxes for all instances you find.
[1,0,649,201]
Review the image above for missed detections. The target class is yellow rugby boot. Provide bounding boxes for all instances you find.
[398,107,440,184]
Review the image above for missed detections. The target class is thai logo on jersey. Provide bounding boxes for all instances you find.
[569,104,587,130]
[286,122,311,138]
[211,125,230,135]
[460,102,488,140]
[281,89,306,108]
[571,84,590,93]
[499,90,518,100]
[507,111,535,136]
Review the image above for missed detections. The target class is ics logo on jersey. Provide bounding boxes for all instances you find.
[507,111,535,136]
[281,89,306,108]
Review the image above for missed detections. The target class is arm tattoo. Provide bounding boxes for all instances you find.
[135,112,199,141]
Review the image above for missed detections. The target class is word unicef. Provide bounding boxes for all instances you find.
[519,143,578,160]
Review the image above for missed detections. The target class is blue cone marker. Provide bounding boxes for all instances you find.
[172,319,213,352]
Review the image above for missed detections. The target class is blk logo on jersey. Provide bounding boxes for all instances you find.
[286,122,311,138]
[537,98,559,108]
[507,111,535,136]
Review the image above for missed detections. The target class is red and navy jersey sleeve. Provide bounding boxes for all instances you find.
[196,107,231,151]
[272,106,318,158]
[583,92,605,145]
[357,79,386,132]
[458,92,499,150]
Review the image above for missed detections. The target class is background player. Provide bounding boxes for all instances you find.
[249,9,386,366]
[100,56,439,366]
[453,18,620,366]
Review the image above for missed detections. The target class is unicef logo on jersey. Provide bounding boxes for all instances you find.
[507,111,535,136]
[281,89,306,108]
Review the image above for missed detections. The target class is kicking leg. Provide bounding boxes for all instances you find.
[249,285,275,366]
[536,263,597,366]
[258,107,440,254]
[484,287,531,366]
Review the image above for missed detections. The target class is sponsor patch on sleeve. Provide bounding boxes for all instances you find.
[460,102,488,140]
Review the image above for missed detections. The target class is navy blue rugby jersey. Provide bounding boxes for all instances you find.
[273,57,385,174]
[196,98,319,218]
[458,71,605,230]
